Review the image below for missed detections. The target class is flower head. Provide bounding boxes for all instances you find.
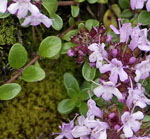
[87,98,103,118]
[134,56,150,82]
[110,22,132,43]
[121,111,144,138]
[100,58,128,84]
[21,12,53,28]
[126,83,150,109]
[8,0,39,19]
[88,43,108,68]
[93,81,123,101]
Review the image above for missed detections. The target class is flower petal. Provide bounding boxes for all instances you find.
[132,111,144,120]
[123,125,133,138]
[0,0,7,13]
[71,126,91,138]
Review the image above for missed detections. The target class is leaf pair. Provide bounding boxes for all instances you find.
[57,73,90,115]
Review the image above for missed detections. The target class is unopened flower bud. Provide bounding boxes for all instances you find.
[129,57,136,64]
[108,112,115,119]
[67,49,75,57]
[112,49,118,57]
[106,35,112,42]
[114,124,120,130]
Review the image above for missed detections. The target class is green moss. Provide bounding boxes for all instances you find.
[0,18,17,45]
[0,55,81,139]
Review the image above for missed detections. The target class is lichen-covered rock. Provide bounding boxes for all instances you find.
[0,56,81,139]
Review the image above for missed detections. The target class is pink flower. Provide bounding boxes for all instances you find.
[130,0,150,11]
[100,58,128,84]
[94,81,123,101]
[88,43,108,69]
[87,99,103,118]
[130,0,147,10]
[126,83,150,109]
[0,0,7,13]
[8,0,39,19]
[110,23,132,43]
[21,12,53,28]
[84,118,109,139]
[129,26,141,50]
[134,56,150,82]
[71,116,91,138]
[55,119,75,139]
[121,111,144,138]
[137,29,150,52]
[146,0,150,11]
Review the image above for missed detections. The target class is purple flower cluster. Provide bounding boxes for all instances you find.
[130,0,150,11]
[58,22,150,138]
[0,0,53,27]
[67,25,109,64]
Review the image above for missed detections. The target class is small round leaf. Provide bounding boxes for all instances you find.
[64,73,80,91]
[42,0,58,16]
[39,36,62,58]
[71,6,80,18]
[51,14,63,31]
[8,43,28,69]
[85,19,99,31]
[87,0,97,4]
[62,29,78,41]
[57,99,75,114]
[0,83,21,100]
[82,62,96,81]
[22,65,45,82]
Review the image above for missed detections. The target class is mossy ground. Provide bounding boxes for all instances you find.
[0,56,81,139]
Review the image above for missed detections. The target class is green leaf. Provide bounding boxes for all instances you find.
[69,17,75,26]
[71,6,80,18]
[79,102,88,116]
[61,42,76,54]
[67,88,79,98]
[0,12,10,18]
[82,62,96,81]
[8,43,28,69]
[118,0,130,9]
[138,10,150,25]
[97,0,108,3]
[78,23,85,29]
[62,29,78,41]
[80,88,90,101]
[0,83,21,100]
[121,9,133,18]
[64,73,80,91]
[22,65,45,82]
[75,0,85,2]
[39,36,62,58]
[51,14,63,31]
[103,9,117,28]
[42,0,58,16]
[87,0,97,4]
[57,99,75,114]
[85,19,99,31]
[142,115,150,122]
[112,4,121,18]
